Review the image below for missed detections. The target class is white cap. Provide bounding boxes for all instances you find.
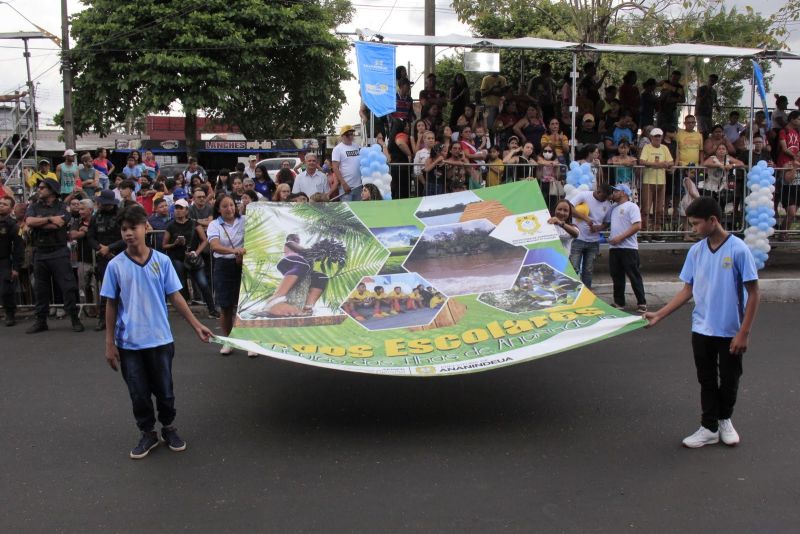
[174,199,190,208]
[650,128,664,136]
[63,149,75,156]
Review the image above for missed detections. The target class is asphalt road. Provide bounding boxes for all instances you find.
[2,304,799,533]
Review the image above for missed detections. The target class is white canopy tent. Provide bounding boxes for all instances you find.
[356,28,799,160]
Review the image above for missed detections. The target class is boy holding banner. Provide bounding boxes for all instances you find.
[644,197,759,449]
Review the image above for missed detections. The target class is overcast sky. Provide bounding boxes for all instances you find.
[0,0,798,133]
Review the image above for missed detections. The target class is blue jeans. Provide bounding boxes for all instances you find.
[569,239,600,288]
[172,258,215,312]
[338,185,363,201]
[119,343,176,432]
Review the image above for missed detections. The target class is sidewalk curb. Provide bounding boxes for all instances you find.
[591,278,799,306]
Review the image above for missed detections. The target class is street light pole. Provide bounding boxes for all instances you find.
[23,37,38,164]
[61,0,75,150]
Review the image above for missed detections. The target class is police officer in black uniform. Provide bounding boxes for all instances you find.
[25,178,84,333]
[87,189,126,331]
[0,195,24,326]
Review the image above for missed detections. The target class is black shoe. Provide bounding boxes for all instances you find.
[130,431,160,459]
[94,320,106,331]
[208,310,220,319]
[71,316,85,332]
[161,426,187,452]
[26,322,48,334]
[4,313,15,327]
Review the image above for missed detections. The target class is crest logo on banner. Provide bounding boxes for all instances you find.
[355,41,397,117]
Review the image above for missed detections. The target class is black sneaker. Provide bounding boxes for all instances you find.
[208,310,220,319]
[4,312,15,327]
[71,316,85,332]
[94,320,106,331]
[161,426,187,452]
[130,431,160,459]
[25,322,48,334]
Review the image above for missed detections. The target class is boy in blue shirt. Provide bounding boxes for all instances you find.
[645,197,759,448]
[101,205,213,459]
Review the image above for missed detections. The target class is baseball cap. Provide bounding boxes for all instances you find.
[248,155,257,161]
[612,183,632,196]
[63,149,75,157]
[41,177,60,195]
[583,113,595,122]
[173,187,188,200]
[339,124,355,136]
[174,199,190,208]
[650,128,664,136]
[97,189,118,206]
[38,158,50,166]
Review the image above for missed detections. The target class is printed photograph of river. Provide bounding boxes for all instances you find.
[403,219,527,296]
[414,190,482,226]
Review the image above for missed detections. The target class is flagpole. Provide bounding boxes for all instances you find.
[748,62,755,169]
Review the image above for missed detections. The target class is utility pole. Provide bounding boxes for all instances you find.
[61,0,75,150]
[424,0,434,76]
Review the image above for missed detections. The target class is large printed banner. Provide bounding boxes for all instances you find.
[216,181,646,376]
[355,41,396,118]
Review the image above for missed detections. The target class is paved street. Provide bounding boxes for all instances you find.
[2,304,799,532]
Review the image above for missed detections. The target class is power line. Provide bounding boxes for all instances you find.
[377,0,399,33]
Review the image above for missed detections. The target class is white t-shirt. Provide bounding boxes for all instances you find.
[605,200,641,250]
[292,169,329,196]
[571,190,611,243]
[244,166,256,179]
[413,148,430,177]
[555,224,574,253]
[332,141,362,188]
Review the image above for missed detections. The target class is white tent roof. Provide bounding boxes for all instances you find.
[356,29,798,60]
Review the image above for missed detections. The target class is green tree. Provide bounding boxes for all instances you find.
[69,0,352,156]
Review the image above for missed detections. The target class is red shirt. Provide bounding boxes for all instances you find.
[777,127,800,168]
[137,194,154,215]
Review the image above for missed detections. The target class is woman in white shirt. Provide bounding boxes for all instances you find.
[548,198,579,253]
[207,195,246,355]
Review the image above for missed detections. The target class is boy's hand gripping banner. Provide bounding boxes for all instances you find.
[216,182,646,376]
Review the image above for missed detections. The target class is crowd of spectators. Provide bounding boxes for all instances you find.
[358,64,799,235]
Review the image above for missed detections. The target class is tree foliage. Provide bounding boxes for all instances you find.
[69,0,352,153]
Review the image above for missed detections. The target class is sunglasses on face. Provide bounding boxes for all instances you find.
[543,150,554,153]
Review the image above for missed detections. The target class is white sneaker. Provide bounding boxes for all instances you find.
[718,419,740,446]
[219,344,233,356]
[247,351,258,358]
[56,308,66,319]
[682,426,719,448]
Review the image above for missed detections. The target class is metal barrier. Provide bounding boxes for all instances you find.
[388,161,800,243]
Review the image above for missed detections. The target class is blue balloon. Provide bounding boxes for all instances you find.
[382,193,392,200]
[757,159,767,168]
[757,222,769,231]
[768,218,777,226]
[569,161,580,170]
[376,153,387,165]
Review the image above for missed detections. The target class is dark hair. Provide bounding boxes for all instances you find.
[577,144,596,160]
[275,168,294,185]
[290,192,309,202]
[643,78,657,87]
[119,179,135,191]
[671,70,681,76]
[623,70,637,84]
[212,194,241,219]
[729,110,740,117]
[153,198,166,208]
[686,196,722,221]
[188,157,197,164]
[218,168,230,177]
[362,183,382,201]
[235,162,245,173]
[117,204,148,227]
[554,198,574,224]
[0,195,15,208]
[243,190,258,202]
[712,123,724,132]
[788,110,800,122]
[709,74,719,81]
[597,183,614,196]
[165,178,176,191]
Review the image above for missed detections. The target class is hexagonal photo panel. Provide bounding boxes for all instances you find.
[477,263,583,314]
[369,225,422,275]
[341,273,448,331]
[414,190,483,226]
[402,219,528,296]
[236,202,390,327]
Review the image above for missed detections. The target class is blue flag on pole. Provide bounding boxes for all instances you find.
[752,60,771,130]
[355,41,396,118]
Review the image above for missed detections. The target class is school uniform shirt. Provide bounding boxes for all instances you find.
[571,190,611,243]
[206,215,246,259]
[679,235,758,338]
[605,200,641,250]
[100,249,183,350]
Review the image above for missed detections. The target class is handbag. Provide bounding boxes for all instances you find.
[182,221,205,271]
[221,222,243,265]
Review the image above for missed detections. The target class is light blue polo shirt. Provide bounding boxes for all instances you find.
[100,249,183,350]
[679,235,758,338]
